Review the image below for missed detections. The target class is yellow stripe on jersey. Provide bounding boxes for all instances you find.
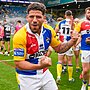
[74,22,82,32]
[16,72,20,84]
[13,26,27,61]
[55,22,60,29]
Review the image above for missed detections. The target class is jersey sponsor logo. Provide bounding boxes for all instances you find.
[14,48,24,56]
[46,37,50,43]
[29,50,47,59]
[39,44,44,50]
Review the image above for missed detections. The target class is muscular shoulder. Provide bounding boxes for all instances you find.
[13,26,27,45]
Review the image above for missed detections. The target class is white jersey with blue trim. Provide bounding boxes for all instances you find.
[59,19,72,41]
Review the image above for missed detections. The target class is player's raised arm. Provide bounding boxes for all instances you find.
[53,30,79,53]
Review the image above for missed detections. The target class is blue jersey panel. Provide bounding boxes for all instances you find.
[43,27,51,50]
[81,34,90,50]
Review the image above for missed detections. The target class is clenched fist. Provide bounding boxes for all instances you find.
[39,56,52,69]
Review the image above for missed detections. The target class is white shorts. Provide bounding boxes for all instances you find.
[81,50,90,63]
[58,47,74,56]
[16,69,58,90]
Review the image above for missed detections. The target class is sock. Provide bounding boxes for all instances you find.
[63,64,67,70]
[88,84,90,90]
[76,66,80,69]
[57,62,62,79]
[1,46,3,51]
[68,65,73,80]
[82,80,87,84]
[5,50,7,52]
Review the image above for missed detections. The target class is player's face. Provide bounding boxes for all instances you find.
[26,10,44,34]
[85,10,90,20]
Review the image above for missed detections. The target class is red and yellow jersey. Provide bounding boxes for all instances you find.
[13,23,61,75]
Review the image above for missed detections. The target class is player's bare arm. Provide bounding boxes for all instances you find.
[15,56,52,70]
[55,25,59,33]
[73,34,81,48]
[53,30,79,53]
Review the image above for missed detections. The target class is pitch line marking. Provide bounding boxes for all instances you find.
[0,59,15,68]
[0,59,14,62]
[10,50,13,52]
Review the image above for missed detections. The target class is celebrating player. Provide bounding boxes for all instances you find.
[13,2,79,90]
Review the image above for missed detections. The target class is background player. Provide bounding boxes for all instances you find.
[55,10,75,83]
[75,7,90,90]
[73,18,81,72]
[3,19,11,56]
[14,20,23,34]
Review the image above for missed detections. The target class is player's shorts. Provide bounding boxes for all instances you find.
[3,37,10,41]
[58,47,74,56]
[73,43,81,51]
[16,69,58,90]
[81,50,90,63]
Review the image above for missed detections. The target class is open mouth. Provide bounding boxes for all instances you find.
[33,25,37,26]
[32,23,38,26]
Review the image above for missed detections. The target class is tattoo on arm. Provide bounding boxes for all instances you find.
[54,39,76,53]
[59,42,71,54]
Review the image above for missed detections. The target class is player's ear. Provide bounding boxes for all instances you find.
[65,15,66,18]
[43,15,46,19]
[26,14,28,21]
[43,15,46,22]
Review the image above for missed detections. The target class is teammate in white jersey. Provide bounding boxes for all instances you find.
[55,10,75,83]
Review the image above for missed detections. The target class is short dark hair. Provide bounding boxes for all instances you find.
[65,10,72,16]
[85,7,90,13]
[17,20,21,23]
[27,2,46,15]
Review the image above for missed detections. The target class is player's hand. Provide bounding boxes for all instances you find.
[73,45,76,49]
[39,56,52,68]
[86,37,90,45]
[70,30,79,42]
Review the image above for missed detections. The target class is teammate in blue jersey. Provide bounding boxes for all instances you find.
[13,2,79,90]
[75,7,90,90]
